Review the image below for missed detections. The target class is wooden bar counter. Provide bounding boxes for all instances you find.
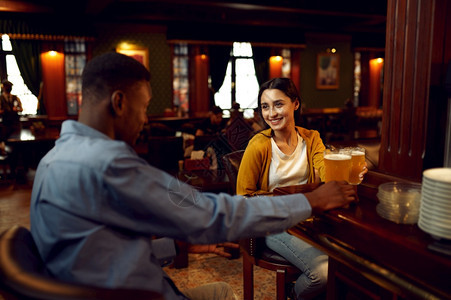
[275,174,451,300]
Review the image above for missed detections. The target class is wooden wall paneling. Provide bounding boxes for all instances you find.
[423,0,450,170]
[379,0,436,180]
[405,0,432,177]
[429,0,449,86]
[379,0,401,177]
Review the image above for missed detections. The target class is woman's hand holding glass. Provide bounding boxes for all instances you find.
[324,146,367,185]
[346,147,367,185]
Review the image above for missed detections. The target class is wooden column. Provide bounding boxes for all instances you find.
[269,56,283,79]
[291,49,301,92]
[379,0,448,180]
[189,45,209,115]
[40,50,66,120]
[368,58,384,108]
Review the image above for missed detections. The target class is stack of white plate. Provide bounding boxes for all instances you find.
[376,182,422,224]
[418,168,451,240]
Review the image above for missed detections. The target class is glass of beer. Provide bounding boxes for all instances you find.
[347,147,366,185]
[323,148,352,182]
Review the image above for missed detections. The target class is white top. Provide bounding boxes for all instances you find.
[268,133,308,192]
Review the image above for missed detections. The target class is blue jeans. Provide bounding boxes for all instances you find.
[266,232,328,300]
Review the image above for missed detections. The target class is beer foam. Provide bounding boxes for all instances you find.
[324,154,350,160]
[351,151,365,156]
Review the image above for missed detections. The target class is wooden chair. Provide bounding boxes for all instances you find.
[240,237,303,300]
[0,225,165,300]
[221,150,245,194]
[0,154,11,182]
[221,150,302,300]
[0,144,15,182]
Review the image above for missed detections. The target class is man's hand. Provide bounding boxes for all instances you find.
[188,242,240,258]
[304,181,357,214]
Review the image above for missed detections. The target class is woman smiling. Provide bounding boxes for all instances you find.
[236,77,328,299]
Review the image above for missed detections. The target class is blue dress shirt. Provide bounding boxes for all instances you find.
[30,120,312,299]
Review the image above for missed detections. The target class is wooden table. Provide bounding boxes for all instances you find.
[5,128,60,176]
[6,128,60,144]
[274,178,451,300]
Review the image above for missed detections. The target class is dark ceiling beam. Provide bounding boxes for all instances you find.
[0,0,54,13]
[98,0,385,32]
[84,0,114,15]
[0,0,387,43]
[102,12,385,35]
[118,0,386,19]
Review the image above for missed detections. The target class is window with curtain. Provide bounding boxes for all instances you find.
[353,51,361,107]
[173,43,189,116]
[215,42,259,118]
[281,48,291,78]
[65,39,86,115]
[1,34,38,115]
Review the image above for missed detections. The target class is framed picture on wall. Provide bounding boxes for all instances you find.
[316,53,339,90]
[116,45,149,70]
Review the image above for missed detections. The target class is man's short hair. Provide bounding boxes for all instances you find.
[211,105,223,115]
[1,80,13,93]
[1,80,13,87]
[82,52,150,104]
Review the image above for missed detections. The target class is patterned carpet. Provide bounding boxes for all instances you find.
[164,251,277,299]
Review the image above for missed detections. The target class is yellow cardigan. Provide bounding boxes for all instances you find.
[236,127,326,196]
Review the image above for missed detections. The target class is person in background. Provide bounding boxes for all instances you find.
[237,78,367,299]
[30,53,357,300]
[194,105,227,170]
[195,105,225,136]
[0,80,23,139]
[225,102,243,127]
[247,107,266,133]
